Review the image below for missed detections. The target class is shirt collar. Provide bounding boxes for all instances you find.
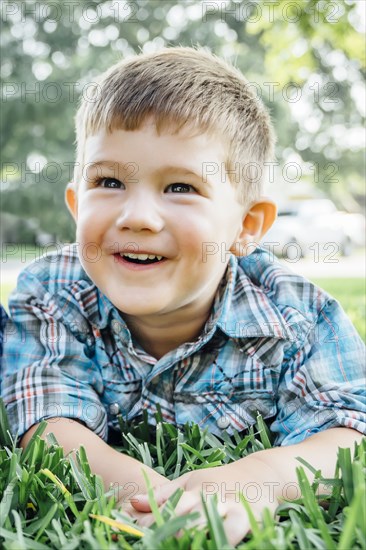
[68,274,123,330]
[214,253,293,340]
[76,251,292,340]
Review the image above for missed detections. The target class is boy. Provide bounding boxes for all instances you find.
[2,46,365,545]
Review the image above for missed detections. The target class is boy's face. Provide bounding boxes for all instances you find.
[67,120,249,322]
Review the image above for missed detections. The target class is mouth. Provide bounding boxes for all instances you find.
[114,252,166,265]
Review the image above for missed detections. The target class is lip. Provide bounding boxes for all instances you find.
[113,253,168,271]
[108,244,166,256]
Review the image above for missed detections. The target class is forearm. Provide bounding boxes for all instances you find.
[230,427,364,502]
[20,417,166,502]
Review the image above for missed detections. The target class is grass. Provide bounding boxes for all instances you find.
[0,272,365,547]
[2,277,365,341]
[0,403,365,549]
[1,245,57,263]
[312,278,365,341]
[0,283,15,310]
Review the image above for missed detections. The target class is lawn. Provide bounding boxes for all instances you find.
[0,405,365,549]
[312,278,365,342]
[0,276,365,548]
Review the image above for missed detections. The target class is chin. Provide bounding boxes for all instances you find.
[114,301,164,317]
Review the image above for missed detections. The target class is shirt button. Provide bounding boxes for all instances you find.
[109,403,120,415]
[111,319,122,335]
[217,415,230,430]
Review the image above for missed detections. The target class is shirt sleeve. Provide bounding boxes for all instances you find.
[271,297,366,446]
[1,269,108,441]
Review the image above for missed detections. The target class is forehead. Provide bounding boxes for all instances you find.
[83,121,229,179]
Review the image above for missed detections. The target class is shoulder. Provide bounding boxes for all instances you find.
[237,247,331,333]
[9,244,98,329]
[15,243,92,297]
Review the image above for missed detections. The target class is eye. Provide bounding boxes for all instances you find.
[165,183,196,193]
[95,177,124,189]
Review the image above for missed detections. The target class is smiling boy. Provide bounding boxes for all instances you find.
[2,47,365,545]
[68,122,269,360]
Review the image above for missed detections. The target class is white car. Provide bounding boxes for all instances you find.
[262,199,355,260]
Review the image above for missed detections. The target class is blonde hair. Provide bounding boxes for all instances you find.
[74,46,275,204]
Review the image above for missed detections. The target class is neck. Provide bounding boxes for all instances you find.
[122,301,214,360]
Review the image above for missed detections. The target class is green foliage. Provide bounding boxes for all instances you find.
[0,401,365,549]
[1,0,365,242]
[312,277,366,341]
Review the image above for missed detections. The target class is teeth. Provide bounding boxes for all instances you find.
[122,253,163,261]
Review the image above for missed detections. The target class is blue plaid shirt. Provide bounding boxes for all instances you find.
[1,244,365,445]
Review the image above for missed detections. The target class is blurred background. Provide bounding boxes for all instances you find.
[1,0,365,338]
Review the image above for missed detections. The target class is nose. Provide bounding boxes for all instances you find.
[115,189,165,233]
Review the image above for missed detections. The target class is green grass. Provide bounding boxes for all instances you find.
[2,278,365,341]
[0,403,365,549]
[0,283,14,311]
[312,278,366,342]
[1,245,57,262]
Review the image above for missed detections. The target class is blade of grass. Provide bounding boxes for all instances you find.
[256,414,272,449]
[239,493,261,539]
[296,467,336,550]
[0,478,17,527]
[173,430,184,478]
[142,469,164,527]
[34,503,59,540]
[156,422,165,471]
[0,526,50,549]
[337,447,354,504]
[40,468,80,518]
[141,512,200,548]
[89,514,144,537]
[0,398,13,447]
[338,484,365,549]
[288,509,311,550]
[49,519,68,546]
[201,494,232,549]
[68,455,94,501]
[21,420,48,464]
[12,509,27,550]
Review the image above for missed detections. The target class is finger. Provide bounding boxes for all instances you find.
[222,505,250,547]
[171,491,202,518]
[132,477,186,512]
[135,512,156,528]
[136,491,202,531]
[120,501,150,523]
[135,490,200,528]
[176,518,208,540]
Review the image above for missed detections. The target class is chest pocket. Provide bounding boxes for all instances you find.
[173,339,280,437]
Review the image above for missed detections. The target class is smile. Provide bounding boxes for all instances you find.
[122,252,163,264]
[113,253,167,270]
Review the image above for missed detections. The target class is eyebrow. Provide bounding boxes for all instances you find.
[88,160,207,181]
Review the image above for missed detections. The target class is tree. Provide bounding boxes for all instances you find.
[1,0,364,241]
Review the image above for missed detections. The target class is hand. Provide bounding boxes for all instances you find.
[116,472,172,522]
[131,462,279,546]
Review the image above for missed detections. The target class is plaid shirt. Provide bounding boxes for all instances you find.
[1,244,365,446]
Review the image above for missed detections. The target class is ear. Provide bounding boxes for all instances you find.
[230,198,277,257]
[65,182,78,221]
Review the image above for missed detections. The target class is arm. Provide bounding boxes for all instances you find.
[21,417,167,506]
[2,261,168,509]
[132,427,363,545]
[238,427,364,499]
[189,427,363,505]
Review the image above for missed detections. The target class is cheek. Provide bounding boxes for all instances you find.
[176,216,214,250]
[175,218,226,269]
[76,199,114,240]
